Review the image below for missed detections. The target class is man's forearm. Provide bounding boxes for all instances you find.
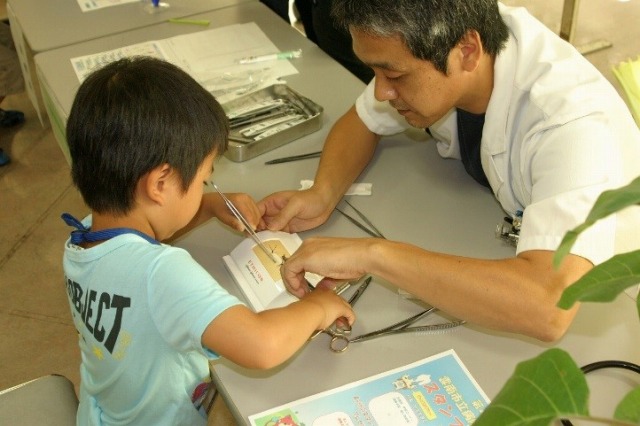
[366,240,589,341]
[314,106,380,206]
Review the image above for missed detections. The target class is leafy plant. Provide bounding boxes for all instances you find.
[475,176,640,426]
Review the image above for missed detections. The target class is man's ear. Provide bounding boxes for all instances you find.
[458,30,483,72]
[144,163,173,206]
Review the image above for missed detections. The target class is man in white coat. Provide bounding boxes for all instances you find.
[258,0,640,342]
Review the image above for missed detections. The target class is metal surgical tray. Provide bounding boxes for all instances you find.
[222,84,323,162]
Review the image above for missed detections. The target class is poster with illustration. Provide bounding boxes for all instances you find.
[249,350,488,426]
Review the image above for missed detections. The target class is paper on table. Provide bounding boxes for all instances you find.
[299,180,372,196]
[163,23,297,101]
[71,42,167,82]
[167,24,296,84]
[77,0,139,13]
[69,23,299,102]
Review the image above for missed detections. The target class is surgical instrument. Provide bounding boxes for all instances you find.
[323,306,465,353]
[347,276,371,306]
[229,106,292,129]
[309,276,370,341]
[335,199,385,238]
[264,151,322,165]
[211,183,280,264]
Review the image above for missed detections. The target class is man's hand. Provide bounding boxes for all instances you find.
[258,189,334,233]
[281,237,372,298]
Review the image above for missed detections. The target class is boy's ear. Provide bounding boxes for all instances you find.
[144,163,174,206]
[457,29,483,72]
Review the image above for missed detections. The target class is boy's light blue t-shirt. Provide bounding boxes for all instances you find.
[63,223,243,426]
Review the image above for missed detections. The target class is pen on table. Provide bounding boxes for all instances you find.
[264,150,322,165]
[238,49,302,65]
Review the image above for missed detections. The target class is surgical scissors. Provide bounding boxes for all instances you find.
[323,306,465,353]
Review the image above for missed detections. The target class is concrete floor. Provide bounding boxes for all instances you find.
[1,0,638,424]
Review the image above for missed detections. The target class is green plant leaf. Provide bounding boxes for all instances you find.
[554,176,640,268]
[557,250,640,309]
[475,348,588,426]
[615,386,640,423]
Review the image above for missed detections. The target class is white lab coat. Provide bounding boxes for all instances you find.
[355,4,640,265]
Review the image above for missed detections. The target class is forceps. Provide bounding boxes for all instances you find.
[211,183,280,264]
[317,276,371,351]
[324,306,465,353]
[335,199,385,239]
[308,277,366,342]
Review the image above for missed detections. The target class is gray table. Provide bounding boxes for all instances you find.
[34,2,640,424]
[180,139,640,425]
[7,0,256,52]
[8,0,255,127]
[35,1,322,164]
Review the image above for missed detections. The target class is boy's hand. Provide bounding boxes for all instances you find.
[210,192,264,232]
[169,191,261,241]
[299,287,355,330]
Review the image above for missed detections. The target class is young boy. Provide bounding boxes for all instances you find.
[62,57,355,426]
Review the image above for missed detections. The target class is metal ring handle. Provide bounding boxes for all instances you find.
[330,335,350,353]
[334,323,352,335]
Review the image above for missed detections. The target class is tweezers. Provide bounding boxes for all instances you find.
[264,150,322,165]
[335,199,385,238]
[211,183,280,264]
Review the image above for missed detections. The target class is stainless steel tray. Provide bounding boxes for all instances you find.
[221,84,323,162]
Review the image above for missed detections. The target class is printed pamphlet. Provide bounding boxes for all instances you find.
[222,230,321,311]
[249,349,489,426]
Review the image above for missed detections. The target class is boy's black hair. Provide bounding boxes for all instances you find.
[66,56,229,214]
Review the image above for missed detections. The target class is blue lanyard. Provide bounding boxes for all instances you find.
[61,213,160,246]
